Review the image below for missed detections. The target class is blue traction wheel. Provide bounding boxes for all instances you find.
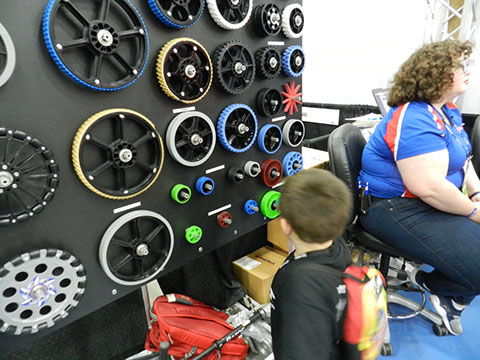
[147,0,205,29]
[282,45,305,78]
[244,199,259,215]
[217,104,258,153]
[282,151,303,176]
[258,124,282,154]
[196,176,215,195]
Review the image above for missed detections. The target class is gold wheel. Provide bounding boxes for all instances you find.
[72,108,164,200]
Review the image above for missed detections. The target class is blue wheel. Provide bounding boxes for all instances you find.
[244,200,259,215]
[196,176,215,195]
[258,124,282,154]
[147,0,205,29]
[282,45,305,77]
[217,104,258,153]
[42,0,149,91]
[282,151,303,176]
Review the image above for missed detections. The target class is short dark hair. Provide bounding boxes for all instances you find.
[280,169,352,244]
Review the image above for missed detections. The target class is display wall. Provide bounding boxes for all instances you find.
[0,0,304,355]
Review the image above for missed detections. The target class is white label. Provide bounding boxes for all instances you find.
[208,204,232,217]
[268,41,284,46]
[302,107,340,126]
[113,202,141,214]
[234,256,261,271]
[172,106,195,114]
[272,116,286,122]
[206,164,225,174]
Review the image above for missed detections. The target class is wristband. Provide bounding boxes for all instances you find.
[467,208,477,218]
[469,191,480,200]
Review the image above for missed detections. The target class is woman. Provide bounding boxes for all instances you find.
[358,39,479,336]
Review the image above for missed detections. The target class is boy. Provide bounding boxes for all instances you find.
[270,168,353,360]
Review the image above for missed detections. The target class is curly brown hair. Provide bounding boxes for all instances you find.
[388,39,473,107]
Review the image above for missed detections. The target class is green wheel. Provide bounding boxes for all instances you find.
[171,184,191,204]
[260,190,281,219]
[185,226,202,244]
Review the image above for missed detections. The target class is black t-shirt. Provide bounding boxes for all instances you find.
[270,238,352,360]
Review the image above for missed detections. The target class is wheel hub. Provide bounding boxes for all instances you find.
[295,55,303,67]
[294,14,303,27]
[190,133,203,146]
[237,123,249,135]
[0,170,13,188]
[173,0,188,5]
[268,56,278,69]
[89,22,119,55]
[112,142,137,168]
[119,149,133,163]
[234,61,246,75]
[135,243,149,257]
[20,276,57,307]
[97,29,114,47]
[185,64,197,78]
[229,0,241,8]
[269,12,280,27]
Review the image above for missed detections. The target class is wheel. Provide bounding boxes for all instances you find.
[99,210,174,286]
[282,45,305,78]
[258,124,282,154]
[0,128,59,226]
[156,38,213,103]
[281,81,303,116]
[206,0,253,30]
[282,119,305,147]
[0,22,16,87]
[185,225,202,244]
[282,3,304,39]
[42,0,149,91]
[253,3,281,37]
[260,190,281,219]
[282,151,303,176]
[0,248,86,335]
[217,104,258,153]
[71,109,164,200]
[380,343,393,356]
[433,323,449,336]
[256,88,282,117]
[260,159,283,187]
[148,0,205,28]
[166,111,216,167]
[255,46,281,79]
[214,41,255,95]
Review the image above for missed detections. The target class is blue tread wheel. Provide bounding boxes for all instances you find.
[258,124,283,154]
[42,0,149,91]
[217,104,258,153]
[196,176,215,195]
[282,151,303,176]
[282,45,305,78]
[147,0,205,29]
[244,200,259,215]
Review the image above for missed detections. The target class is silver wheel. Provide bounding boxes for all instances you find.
[0,249,86,335]
[282,119,305,147]
[99,210,174,286]
[0,22,16,87]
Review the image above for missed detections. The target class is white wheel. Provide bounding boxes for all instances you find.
[166,111,216,167]
[282,119,305,147]
[0,22,16,87]
[206,0,253,30]
[282,3,304,39]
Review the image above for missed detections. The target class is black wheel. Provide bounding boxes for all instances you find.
[253,3,281,37]
[43,0,149,91]
[0,128,59,226]
[148,0,205,28]
[433,323,449,336]
[214,41,255,95]
[380,343,393,356]
[256,88,282,117]
[255,46,281,79]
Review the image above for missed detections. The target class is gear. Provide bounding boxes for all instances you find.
[166,111,216,167]
[157,38,212,103]
[148,0,205,28]
[256,88,282,117]
[71,109,164,200]
[255,46,281,79]
[253,3,281,37]
[257,124,282,154]
[281,3,304,38]
[281,81,302,116]
[0,22,16,88]
[0,248,86,335]
[214,41,255,95]
[282,45,305,77]
[217,104,258,153]
[206,0,253,30]
[282,119,305,147]
[99,210,174,286]
[0,128,59,226]
[42,0,149,91]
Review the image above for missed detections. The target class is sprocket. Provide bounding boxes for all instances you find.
[255,46,281,79]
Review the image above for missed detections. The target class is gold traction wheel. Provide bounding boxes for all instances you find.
[72,108,164,200]
[156,38,213,104]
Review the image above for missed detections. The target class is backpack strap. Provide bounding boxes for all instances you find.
[312,264,370,284]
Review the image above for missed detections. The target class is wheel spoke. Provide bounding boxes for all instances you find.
[114,116,124,140]
[61,37,89,50]
[3,192,12,215]
[10,189,29,213]
[90,54,103,80]
[132,218,141,237]
[199,128,212,138]
[185,146,194,160]
[191,117,200,131]
[111,237,133,248]
[111,53,133,73]
[62,1,90,27]
[13,151,40,170]
[16,186,38,201]
[115,167,127,190]
[136,258,144,276]
[89,160,112,177]
[23,173,49,179]
[7,142,27,167]
[144,224,164,243]
[234,7,244,21]
[175,139,189,148]
[112,253,134,271]
[132,132,152,148]
[228,134,236,145]
[135,161,153,171]
[117,28,141,39]
[21,163,46,174]
[98,0,111,22]
[88,135,110,150]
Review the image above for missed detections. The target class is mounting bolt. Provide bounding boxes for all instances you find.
[112,289,117,295]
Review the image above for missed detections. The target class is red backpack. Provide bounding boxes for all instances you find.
[145,294,249,359]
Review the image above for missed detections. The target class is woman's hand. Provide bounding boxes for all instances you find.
[471,194,480,203]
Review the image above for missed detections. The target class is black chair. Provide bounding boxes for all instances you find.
[470,115,480,177]
[327,124,447,355]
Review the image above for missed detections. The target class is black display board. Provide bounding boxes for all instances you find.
[0,0,302,354]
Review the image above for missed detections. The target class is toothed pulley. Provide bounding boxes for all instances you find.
[282,3,304,39]
[99,210,174,286]
[157,38,212,103]
[42,0,149,91]
[255,46,281,79]
[0,22,16,88]
[282,151,303,176]
[214,41,255,95]
[257,88,282,117]
[71,109,164,200]
[0,128,59,226]
[148,0,205,28]
[282,45,305,77]
[166,111,216,167]
[253,3,281,37]
[282,119,305,147]
[206,0,253,30]
[217,104,258,153]
[258,124,282,154]
[0,248,86,335]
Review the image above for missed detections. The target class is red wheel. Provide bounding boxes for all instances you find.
[217,211,232,228]
[260,159,283,187]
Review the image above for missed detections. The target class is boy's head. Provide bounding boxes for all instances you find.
[279,169,352,244]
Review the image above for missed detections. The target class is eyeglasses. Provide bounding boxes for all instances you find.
[460,58,475,73]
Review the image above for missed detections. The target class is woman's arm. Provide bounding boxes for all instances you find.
[465,160,480,202]
[396,149,480,223]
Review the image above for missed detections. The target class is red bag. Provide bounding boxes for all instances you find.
[145,294,249,359]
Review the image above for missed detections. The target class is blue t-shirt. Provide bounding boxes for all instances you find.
[358,101,471,198]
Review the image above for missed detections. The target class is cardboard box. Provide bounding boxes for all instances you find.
[233,246,288,304]
[267,217,291,254]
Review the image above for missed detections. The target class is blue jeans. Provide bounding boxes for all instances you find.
[359,197,480,305]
